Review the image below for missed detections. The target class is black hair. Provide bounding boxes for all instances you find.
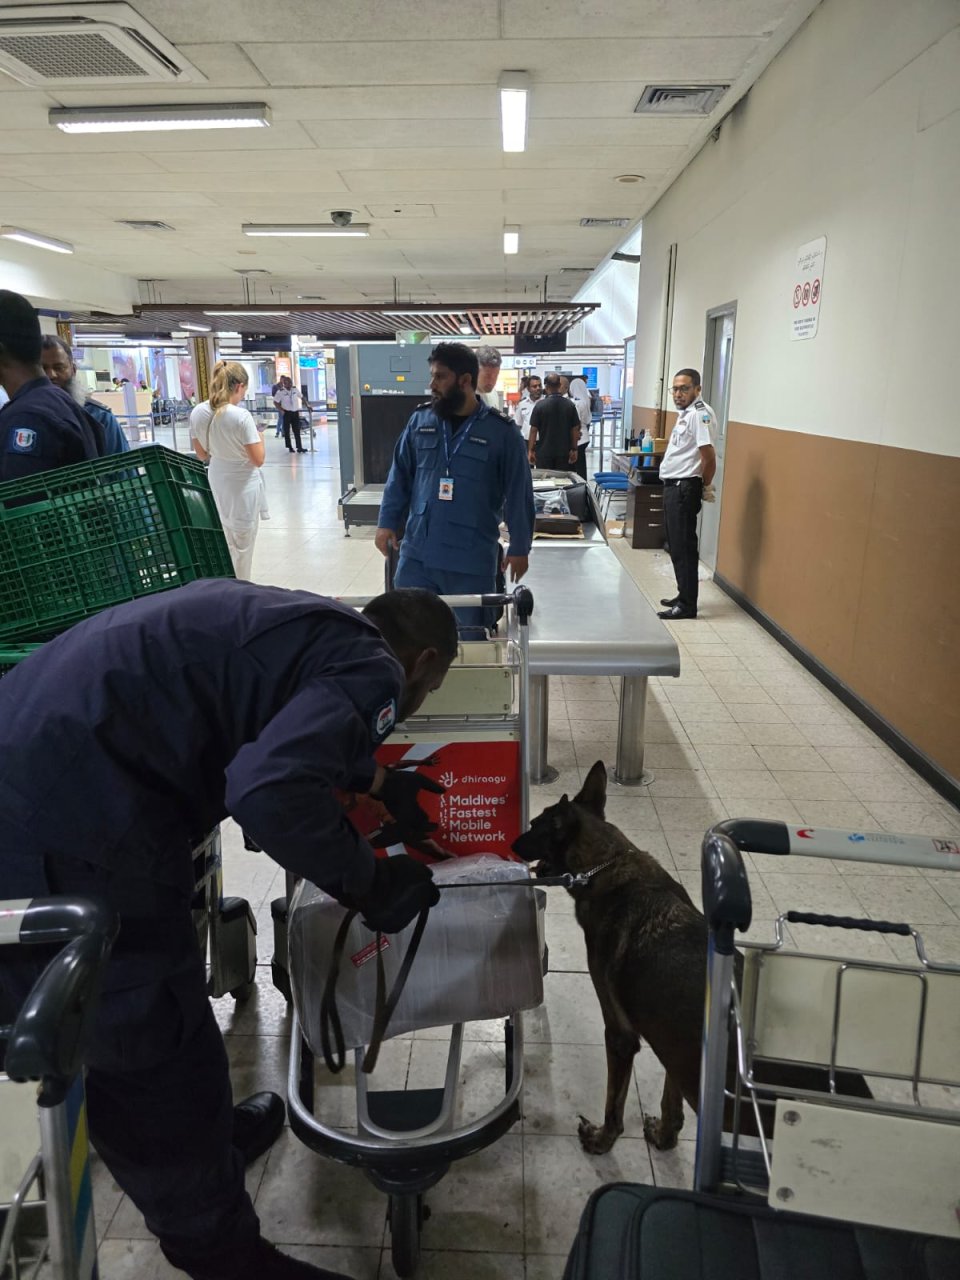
[41,334,73,361]
[362,589,459,662]
[429,342,479,390]
[674,368,701,388]
[0,289,42,364]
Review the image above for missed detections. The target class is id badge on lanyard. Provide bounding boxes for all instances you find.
[439,413,478,503]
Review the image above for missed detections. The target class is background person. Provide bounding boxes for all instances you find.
[0,580,456,1280]
[375,342,534,630]
[274,375,310,453]
[190,361,264,579]
[513,373,543,443]
[657,367,718,620]
[475,344,503,409]
[527,373,580,471]
[568,375,593,480]
[0,289,103,479]
[41,335,130,454]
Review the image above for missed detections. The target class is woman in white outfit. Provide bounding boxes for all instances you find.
[189,361,264,580]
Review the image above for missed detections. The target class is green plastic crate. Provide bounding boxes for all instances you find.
[0,445,233,643]
[0,643,41,677]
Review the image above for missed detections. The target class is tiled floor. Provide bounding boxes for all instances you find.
[79,428,960,1278]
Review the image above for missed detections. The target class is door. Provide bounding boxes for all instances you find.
[698,305,736,571]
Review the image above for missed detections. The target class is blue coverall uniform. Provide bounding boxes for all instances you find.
[0,376,102,481]
[0,580,404,1273]
[84,396,131,454]
[378,400,535,627]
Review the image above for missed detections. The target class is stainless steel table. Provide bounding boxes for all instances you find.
[523,542,680,786]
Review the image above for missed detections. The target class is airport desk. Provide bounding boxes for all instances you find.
[523,539,680,785]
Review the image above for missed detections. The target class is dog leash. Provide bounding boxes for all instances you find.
[435,859,618,891]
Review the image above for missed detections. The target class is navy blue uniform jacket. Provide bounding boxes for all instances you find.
[0,376,102,481]
[0,580,404,899]
[378,401,535,580]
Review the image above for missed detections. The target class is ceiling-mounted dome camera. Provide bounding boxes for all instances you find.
[330,210,353,227]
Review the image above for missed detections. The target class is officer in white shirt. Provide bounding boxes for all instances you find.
[513,374,543,440]
[273,376,311,453]
[657,368,717,620]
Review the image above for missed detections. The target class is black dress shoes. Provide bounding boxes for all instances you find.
[657,605,697,620]
[232,1091,285,1165]
[296,448,307,453]
[660,596,680,607]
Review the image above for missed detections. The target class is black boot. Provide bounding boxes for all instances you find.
[165,1236,353,1279]
[232,1091,284,1165]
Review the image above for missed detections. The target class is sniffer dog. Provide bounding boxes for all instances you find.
[512,760,869,1154]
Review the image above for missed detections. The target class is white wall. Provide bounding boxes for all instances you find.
[1,243,135,315]
[568,254,641,348]
[633,0,960,458]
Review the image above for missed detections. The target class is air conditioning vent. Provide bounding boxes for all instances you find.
[580,218,630,229]
[634,84,729,116]
[0,5,202,87]
[119,220,175,232]
[559,266,593,274]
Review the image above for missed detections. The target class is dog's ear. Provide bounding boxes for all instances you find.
[574,761,607,817]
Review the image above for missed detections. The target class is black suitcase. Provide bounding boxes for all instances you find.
[562,1184,960,1280]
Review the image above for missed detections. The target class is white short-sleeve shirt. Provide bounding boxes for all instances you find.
[659,398,716,480]
[194,403,260,463]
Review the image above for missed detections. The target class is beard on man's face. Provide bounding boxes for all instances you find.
[64,376,86,408]
[431,382,468,418]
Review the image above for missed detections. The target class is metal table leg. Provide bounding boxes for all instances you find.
[613,675,654,786]
[530,675,559,785]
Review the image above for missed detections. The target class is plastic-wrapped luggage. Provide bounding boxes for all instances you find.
[288,855,544,1051]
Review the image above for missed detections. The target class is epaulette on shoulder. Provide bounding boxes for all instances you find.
[486,407,515,425]
[694,398,705,409]
[414,399,433,411]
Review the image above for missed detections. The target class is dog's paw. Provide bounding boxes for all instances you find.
[578,1115,619,1155]
[643,1115,680,1151]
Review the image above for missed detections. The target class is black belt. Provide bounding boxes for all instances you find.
[662,476,702,486]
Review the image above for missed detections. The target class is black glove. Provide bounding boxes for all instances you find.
[372,769,445,840]
[348,854,440,933]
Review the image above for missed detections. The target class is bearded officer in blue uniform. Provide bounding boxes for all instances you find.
[0,580,457,1280]
[375,342,535,629]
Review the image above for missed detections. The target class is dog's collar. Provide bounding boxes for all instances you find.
[570,857,617,887]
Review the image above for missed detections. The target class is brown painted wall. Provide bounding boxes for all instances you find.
[715,421,960,781]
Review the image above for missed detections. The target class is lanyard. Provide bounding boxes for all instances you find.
[441,408,481,472]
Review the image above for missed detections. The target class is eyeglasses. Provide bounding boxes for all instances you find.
[671,385,694,394]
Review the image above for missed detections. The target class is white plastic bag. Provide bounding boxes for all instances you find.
[289,856,544,1051]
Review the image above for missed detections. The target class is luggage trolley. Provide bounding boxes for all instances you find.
[0,896,117,1280]
[562,819,960,1278]
[285,588,538,1278]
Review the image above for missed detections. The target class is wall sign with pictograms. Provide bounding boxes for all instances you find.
[790,236,827,341]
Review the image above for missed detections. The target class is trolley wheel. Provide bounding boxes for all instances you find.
[230,979,255,1002]
[388,1192,423,1278]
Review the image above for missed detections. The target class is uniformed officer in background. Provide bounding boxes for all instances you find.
[0,580,458,1280]
[657,368,718,620]
[375,342,535,630]
[0,289,103,480]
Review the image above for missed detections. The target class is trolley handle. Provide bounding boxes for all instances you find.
[700,831,752,956]
[786,910,912,937]
[1,896,118,1105]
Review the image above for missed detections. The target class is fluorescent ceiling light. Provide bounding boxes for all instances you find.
[0,225,73,254]
[242,223,369,237]
[75,334,124,341]
[50,104,271,134]
[459,324,473,335]
[203,310,290,317]
[503,227,520,255]
[499,71,530,153]
[216,331,242,338]
[180,323,211,332]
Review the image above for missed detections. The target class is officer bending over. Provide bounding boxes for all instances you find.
[0,581,457,1280]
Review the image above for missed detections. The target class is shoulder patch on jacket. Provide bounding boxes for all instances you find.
[373,698,397,740]
[7,426,39,454]
[694,398,705,409]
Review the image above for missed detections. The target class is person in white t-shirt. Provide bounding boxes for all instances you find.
[657,367,718,620]
[190,361,264,580]
[568,376,593,480]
